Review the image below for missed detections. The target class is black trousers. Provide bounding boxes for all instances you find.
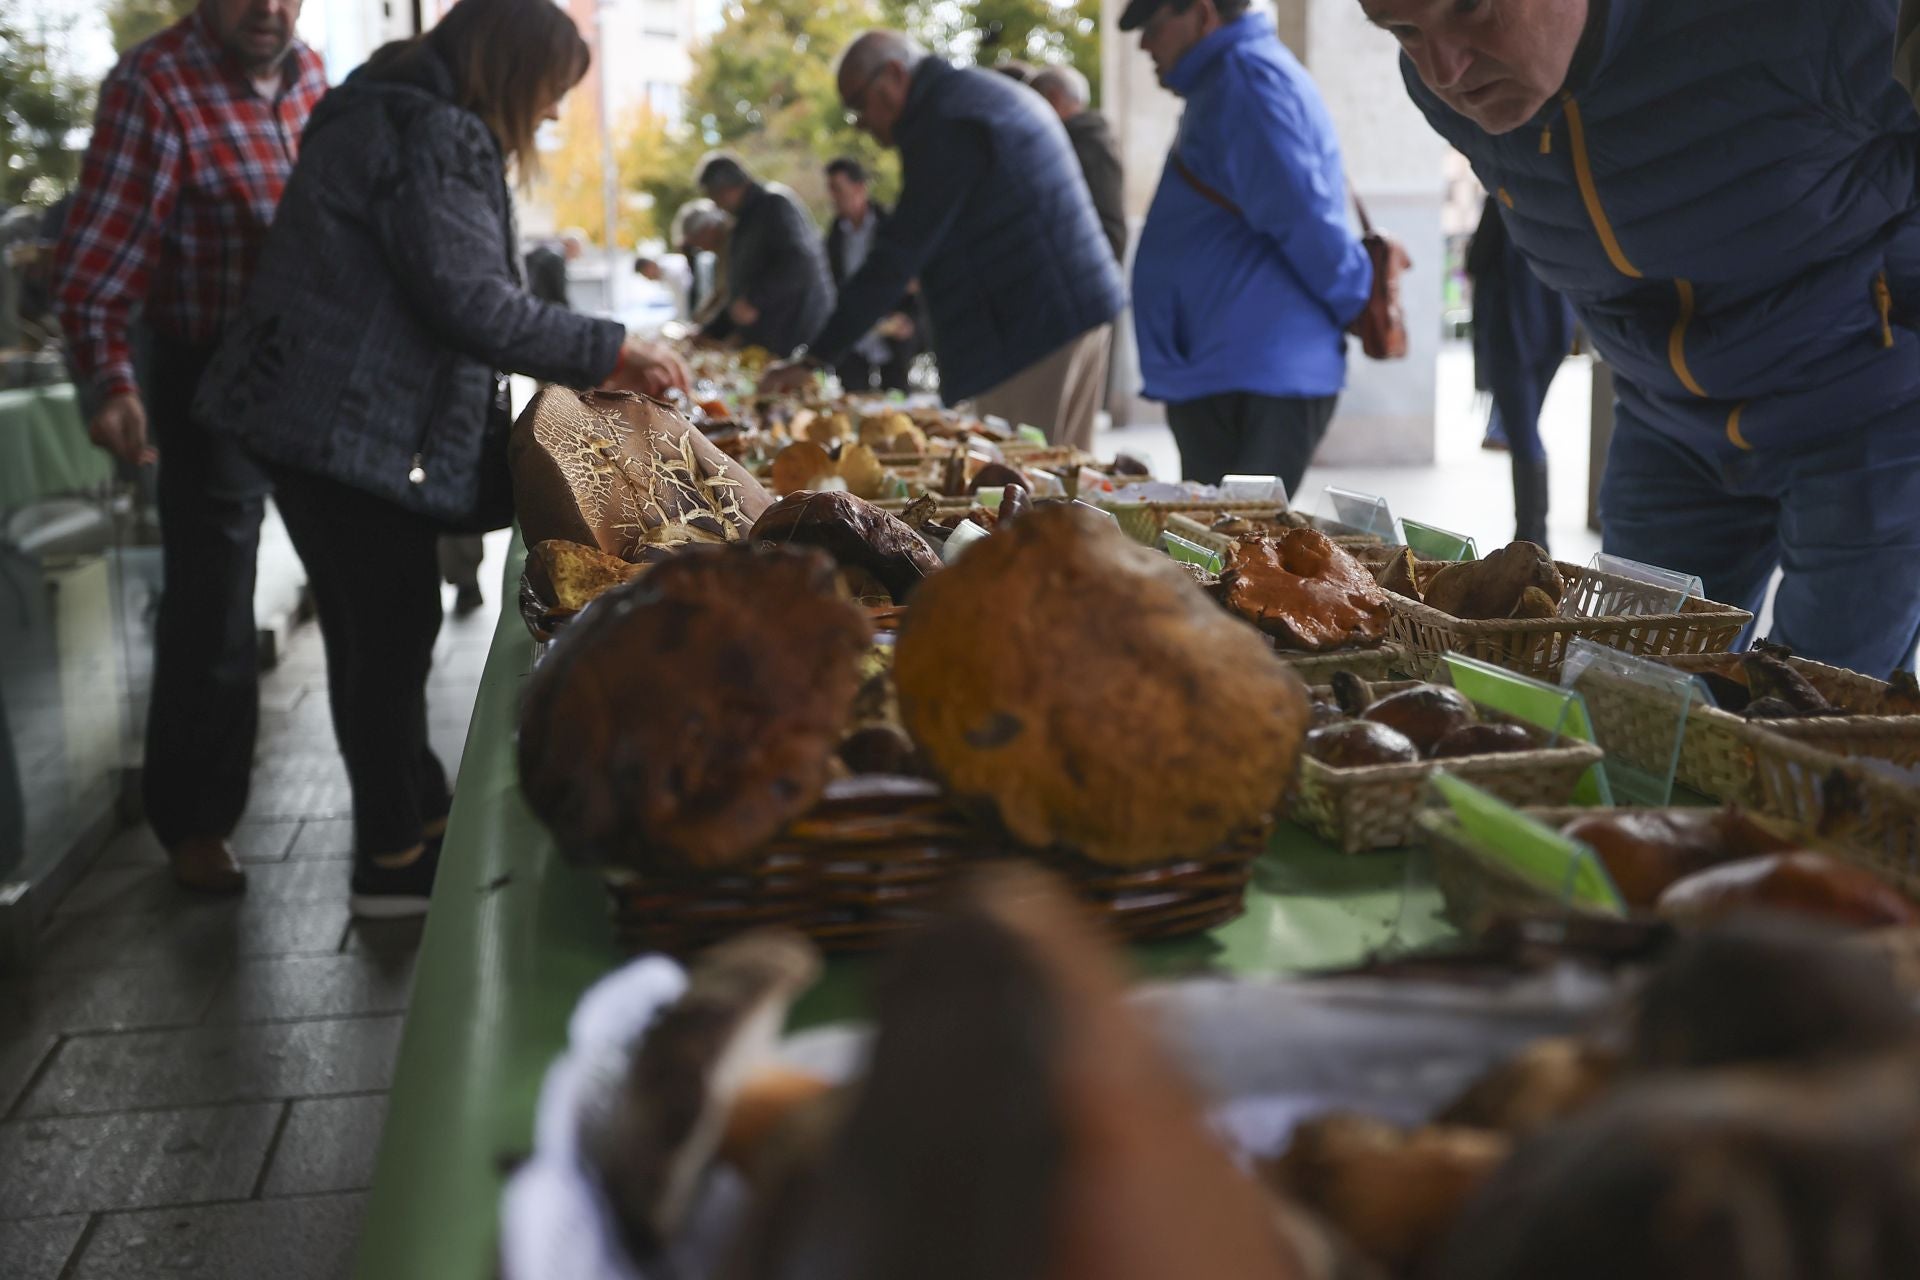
[269,466,450,862]
[144,337,267,848]
[1165,392,1339,499]
[835,351,911,394]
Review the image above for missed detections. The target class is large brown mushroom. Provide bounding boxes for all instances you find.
[517,543,873,871]
[893,504,1312,867]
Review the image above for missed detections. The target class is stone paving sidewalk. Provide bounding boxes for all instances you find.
[0,553,503,1280]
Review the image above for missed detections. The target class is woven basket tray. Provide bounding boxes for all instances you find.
[1575,653,1920,805]
[1161,512,1386,555]
[1384,560,1751,682]
[1289,684,1604,854]
[1419,805,1839,937]
[1274,643,1410,683]
[600,777,1267,956]
[1743,730,1920,890]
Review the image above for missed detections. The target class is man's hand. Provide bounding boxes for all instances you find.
[878,312,915,342]
[88,392,154,466]
[606,337,693,401]
[728,297,760,326]
[756,360,815,396]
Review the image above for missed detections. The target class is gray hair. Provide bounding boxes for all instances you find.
[836,30,924,87]
[1031,65,1091,110]
[695,151,754,192]
[670,198,731,244]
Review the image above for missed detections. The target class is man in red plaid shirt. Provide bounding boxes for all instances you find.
[55,0,325,893]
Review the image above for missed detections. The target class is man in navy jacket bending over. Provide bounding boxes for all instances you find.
[1367,0,1920,677]
[1126,0,1374,496]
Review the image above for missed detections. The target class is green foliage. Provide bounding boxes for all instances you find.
[0,14,95,206]
[107,0,197,56]
[614,0,1101,240]
[884,0,1101,100]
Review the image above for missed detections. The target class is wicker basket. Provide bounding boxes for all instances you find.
[601,777,1267,956]
[1574,653,1920,806]
[1273,643,1410,683]
[1743,730,1920,892]
[1384,560,1751,682]
[1290,684,1604,854]
[1160,512,1386,556]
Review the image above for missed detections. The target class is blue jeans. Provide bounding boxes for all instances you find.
[1599,402,1920,676]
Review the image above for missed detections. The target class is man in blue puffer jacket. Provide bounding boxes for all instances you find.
[1365,0,1920,677]
[1126,0,1374,494]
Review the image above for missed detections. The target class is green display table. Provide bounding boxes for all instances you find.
[354,539,1452,1280]
[0,383,112,512]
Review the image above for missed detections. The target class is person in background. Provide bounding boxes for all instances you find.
[822,156,921,393]
[695,153,834,357]
[523,239,569,306]
[634,253,695,321]
[53,0,327,894]
[761,32,1125,451]
[1369,0,1920,677]
[1125,0,1372,495]
[671,198,731,326]
[1030,65,1128,264]
[195,0,689,917]
[1468,198,1571,548]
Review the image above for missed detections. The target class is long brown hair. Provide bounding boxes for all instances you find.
[428,0,589,180]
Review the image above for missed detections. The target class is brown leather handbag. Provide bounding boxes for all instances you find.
[1172,155,1412,361]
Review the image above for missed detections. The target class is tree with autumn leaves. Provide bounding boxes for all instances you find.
[534,0,1101,248]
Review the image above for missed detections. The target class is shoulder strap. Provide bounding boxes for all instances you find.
[1351,191,1377,238]
[1171,154,1243,219]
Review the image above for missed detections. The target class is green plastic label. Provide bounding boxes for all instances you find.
[1401,519,1478,562]
[1440,654,1614,805]
[1161,530,1224,575]
[1430,772,1626,913]
[1016,424,1049,446]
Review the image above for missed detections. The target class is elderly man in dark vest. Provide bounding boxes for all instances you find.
[761,31,1126,451]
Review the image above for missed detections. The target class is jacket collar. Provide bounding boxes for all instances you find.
[1554,0,1640,102]
[900,55,955,137]
[1165,12,1272,98]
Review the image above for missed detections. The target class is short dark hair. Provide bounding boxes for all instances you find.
[696,152,752,191]
[1214,0,1251,19]
[991,59,1038,86]
[825,156,868,185]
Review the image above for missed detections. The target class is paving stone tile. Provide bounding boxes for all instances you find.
[68,1191,364,1280]
[0,963,222,1034]
[16,1017,403,1117]
[0,1215,88,1280]
[202,954,414,1025]
[262,1095,389,1197]
[288,818,354,861]
[341,918,426,960]
[242,781,354,821]
[231,818,301,864]
[0,1103,279,1217]
[0,1029,59,1118]
[34,900,349,973]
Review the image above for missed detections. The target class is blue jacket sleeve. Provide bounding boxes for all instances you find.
[1216,69,1373,329]
[1821,0,1920,133]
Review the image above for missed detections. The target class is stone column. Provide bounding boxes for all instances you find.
[1100,0,1447,466]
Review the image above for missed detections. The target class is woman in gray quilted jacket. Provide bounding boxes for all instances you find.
[198,0,689,918]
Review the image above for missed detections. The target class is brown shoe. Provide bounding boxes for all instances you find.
[169,837,248,894]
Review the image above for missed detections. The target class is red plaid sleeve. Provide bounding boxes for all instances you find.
[54,72,185,402]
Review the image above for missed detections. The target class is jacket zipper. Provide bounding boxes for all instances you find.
[1875,272,1895,348]
[1560,93,1738,444]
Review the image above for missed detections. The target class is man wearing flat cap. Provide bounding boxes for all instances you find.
[1124,0,1372,494]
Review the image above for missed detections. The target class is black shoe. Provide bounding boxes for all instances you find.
[349,841,441,919]
[454,584,485,615]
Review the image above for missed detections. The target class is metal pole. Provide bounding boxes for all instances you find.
[596,0,620,314]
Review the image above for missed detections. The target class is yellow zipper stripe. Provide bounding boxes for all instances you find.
[1875,272,1895,348]
[1539,124,1552,155]
[1727,403,1753,450]
[1668,280,1708,397]
[1561,95,1642,279]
